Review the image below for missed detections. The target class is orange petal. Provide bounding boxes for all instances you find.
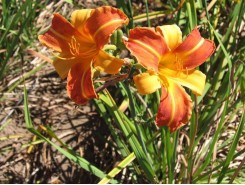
[125,27,168,72]
[93,50,124,74]
[67,62,98,104]
[53,55,93,79]
[85,6,129,49]
[71,9,93,34]
[133,71,161,95]
[38,13,80,54]
[159,68,206,96]
[174,28,216,69]
[156,24,182,51]
[156,80,192,132]
[39,13,97,57]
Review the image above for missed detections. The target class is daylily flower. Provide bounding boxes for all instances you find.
[124,25,215,132]
[39,6,128,104]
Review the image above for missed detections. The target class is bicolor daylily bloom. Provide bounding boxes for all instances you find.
[124,25,215,132]
[39,6,128,104]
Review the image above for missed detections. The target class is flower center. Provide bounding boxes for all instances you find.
[174,54,189,79]
[174,54,183,71]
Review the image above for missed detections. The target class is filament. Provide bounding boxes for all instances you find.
[174,54,189,79]
[68,36,80,56]
[51,52,76,60]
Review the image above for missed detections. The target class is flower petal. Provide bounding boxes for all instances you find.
[85,6,129,49]
[67,62,97,104]
[156,24,182,51]
[133,71,161,95]
[174,28,216,69]
[93,50,124,74]
[156,80,192,132]
[125,27,168,72]
[71,9,93,33]
[159,68,206,96]
[39,13,97,57]
[52,55,93,79]
[38,13,79,54]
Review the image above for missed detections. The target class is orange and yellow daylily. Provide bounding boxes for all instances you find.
[39,6,128,104]
[124,25,215,132]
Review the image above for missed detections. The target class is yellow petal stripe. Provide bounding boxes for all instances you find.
[85,6,128,49]
[67,62,97,104]
[181,38,205,56]
[49,28,70,42]
[156,80,192,132]
[93,19,125,39]
[125,28,167,72]
[130,38,162,60]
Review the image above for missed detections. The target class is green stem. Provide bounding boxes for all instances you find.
[144,0,151,27]
[98,153,136,184]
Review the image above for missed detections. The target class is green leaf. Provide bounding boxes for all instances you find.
[217,112,245,183]
[98,152,136,184]
[99,90,157,182]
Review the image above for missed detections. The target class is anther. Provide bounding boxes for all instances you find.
[69,36,80,56]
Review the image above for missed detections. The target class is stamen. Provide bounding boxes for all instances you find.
[174,54,190,79]
[69,36,80,56]
[174,54,183,72]
[51,51,76,60]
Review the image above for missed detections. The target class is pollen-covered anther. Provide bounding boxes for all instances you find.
[69,36,80,56]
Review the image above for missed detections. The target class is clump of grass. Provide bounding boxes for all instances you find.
[0,0,43,80]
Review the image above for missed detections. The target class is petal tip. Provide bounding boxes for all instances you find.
[85,6,129,49]
[133,72,161,95]
[67,64,98,105]
[156,83,193,132]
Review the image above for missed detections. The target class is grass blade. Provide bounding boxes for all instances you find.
[98,152,136,184]
[99,90,157,182]
[217,111,245,183]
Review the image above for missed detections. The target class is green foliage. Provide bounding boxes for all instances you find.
[0,0,43,80]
